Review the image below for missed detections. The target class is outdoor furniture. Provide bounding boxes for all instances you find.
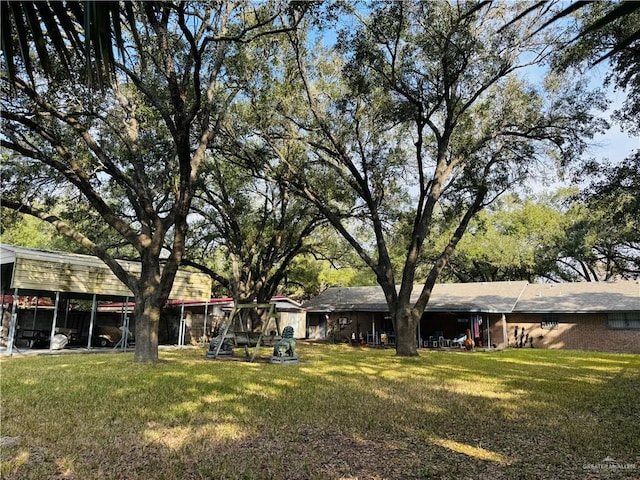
[441,338,452,348]
[452,334,466,348]
[19,329,50,348]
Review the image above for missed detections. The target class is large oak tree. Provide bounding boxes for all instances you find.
[262,1,606,355]
[1,1,299,362]
[184,159,324,329]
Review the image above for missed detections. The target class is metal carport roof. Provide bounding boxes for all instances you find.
[0,244,211,301]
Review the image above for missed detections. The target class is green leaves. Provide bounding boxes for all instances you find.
[428,193,567,282]
[539,0,640,63]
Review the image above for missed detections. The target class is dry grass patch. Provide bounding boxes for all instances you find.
[1,344,639,479]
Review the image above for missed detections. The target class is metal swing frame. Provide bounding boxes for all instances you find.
[211,303,281,362]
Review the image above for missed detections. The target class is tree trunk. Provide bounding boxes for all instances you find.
[133,297,162,363]
[394,305,420,356]
[132,260,166,364]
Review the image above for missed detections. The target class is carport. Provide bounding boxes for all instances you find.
[0,245,212,356]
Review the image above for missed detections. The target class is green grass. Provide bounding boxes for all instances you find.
[1,344,639,479]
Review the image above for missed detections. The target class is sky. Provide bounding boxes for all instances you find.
[585,61,638,161]
[512,50,639,195]
[590,92,639,163]
[528,96,637,195]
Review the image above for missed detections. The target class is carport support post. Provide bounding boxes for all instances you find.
[49,292,60,353]
[32,298,38,331]
[202,301,209,346]
[64,298,70,328]
[121,297,130,352]
[122,314,130,352]
[178,300,186,348]
[7,288,19,357]
[87,294,97,349]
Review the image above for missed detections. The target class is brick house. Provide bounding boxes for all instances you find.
[302,281,640,353]
[500,282,640,353]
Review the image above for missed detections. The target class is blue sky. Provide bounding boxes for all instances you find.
[590,89,639,163]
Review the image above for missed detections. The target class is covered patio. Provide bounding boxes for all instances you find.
[302,281,530,348]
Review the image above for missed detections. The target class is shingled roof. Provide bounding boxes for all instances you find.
[303,280,640,314]
[513,281,640,313]
[303,281,529,314]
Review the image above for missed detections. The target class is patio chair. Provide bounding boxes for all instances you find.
[451,334,466,348]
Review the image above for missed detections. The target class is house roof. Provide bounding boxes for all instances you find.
[303,280,640,314]
[0,244,212,301]
[303,286,390,313]
[303,281,529,314]
[513,281,640,313]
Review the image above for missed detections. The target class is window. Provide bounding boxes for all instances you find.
[541,314,559,329]
[608,312,640,330]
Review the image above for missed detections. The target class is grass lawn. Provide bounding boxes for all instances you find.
[1,343,639,479]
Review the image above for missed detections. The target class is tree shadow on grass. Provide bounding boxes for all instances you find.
[1,345,639,479]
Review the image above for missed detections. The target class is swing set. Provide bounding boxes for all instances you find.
[210,303,281,362]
